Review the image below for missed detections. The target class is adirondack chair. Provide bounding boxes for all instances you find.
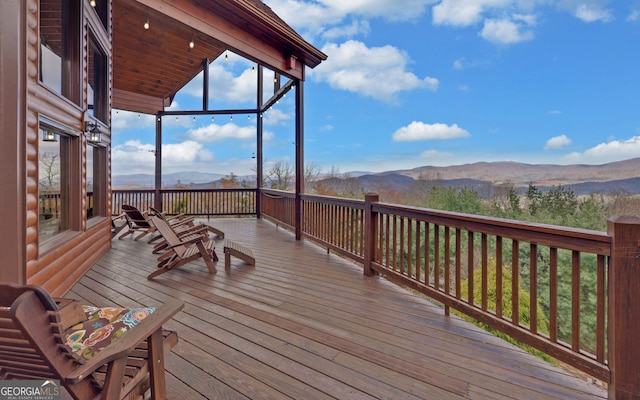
[147,208,223,255]
[0,283,183,400]
[119,204,155,241]
[119,205,191,242]
[148,215,218,280]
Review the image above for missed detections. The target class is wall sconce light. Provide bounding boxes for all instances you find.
[90,0,96,7]
[43,130,58,142]
[85,121,102,144]
[189,36,195,49]
[144,15,150,30]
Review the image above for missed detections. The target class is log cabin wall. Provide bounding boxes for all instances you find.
[19,0,113,297]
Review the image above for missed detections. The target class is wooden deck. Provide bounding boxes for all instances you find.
[67,218,607,399]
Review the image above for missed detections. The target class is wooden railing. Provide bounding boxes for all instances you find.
[301,193,365,262]
[112,188,257,216]
[260,189,296,229]
[367,194,610,381]
[262,191,640,399]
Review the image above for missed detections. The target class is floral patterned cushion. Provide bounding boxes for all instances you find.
[64,305,155,361]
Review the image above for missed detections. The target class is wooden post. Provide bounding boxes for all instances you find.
[363,193,379,277]
[294,79,304,240]
[0,0,26,284]
[607,215,640,400]
[154,113,162,211]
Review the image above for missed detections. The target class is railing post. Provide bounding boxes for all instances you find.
[363,192,379,277]
[607,215,640,400]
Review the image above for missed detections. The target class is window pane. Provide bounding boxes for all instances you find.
[39,0,80,104]
[86,143,95,220]
[86,143,105,220]
[39,128,71,241]
[88,37,109,123]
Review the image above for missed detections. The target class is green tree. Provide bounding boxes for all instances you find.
[457,264,554,363]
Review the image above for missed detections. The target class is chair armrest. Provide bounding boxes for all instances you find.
[65,299,184,384]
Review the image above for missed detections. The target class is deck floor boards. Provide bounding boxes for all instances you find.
[67,218,607,399]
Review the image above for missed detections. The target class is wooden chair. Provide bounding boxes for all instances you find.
[119,204,155,241]
[148,208,223,255]
[0,283,183,400]
[119,205,191,242]
[149,215,218,280]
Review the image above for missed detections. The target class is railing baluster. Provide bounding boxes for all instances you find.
[467,230,474,305]
[572,250,581,352]
[455,229,461,299]
[496,236,503,318]
[512,239,519,326]
[530,243,538,334]
[550,247,558,343]
[481,233,488,311]
[596,254,605,363]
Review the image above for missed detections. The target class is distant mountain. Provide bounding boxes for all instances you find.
[317,158,640,196]
[113,171,225,188]
[113,158,640,195]
[387,158,640,186]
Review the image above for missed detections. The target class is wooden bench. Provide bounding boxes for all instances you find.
[223,239,255,271]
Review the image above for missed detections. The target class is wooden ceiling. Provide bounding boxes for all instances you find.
[111,0,326,114]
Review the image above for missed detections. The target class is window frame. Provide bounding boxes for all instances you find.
[38,0,82,105]
[38,116,82,253]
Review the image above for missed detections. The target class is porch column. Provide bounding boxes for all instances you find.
[0,0,26,284]
[294,79,304,240]
[363,193,379,277]
[607,215,640,399]
[256,66,263,218]
[154,113,162,211]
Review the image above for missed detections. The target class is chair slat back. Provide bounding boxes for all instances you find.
[122,204,151,228]
[151,215,187,257]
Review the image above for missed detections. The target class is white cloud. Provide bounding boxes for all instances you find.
[453,58,465,70]
[544,134,572,150]
[263,109,291,126]
[480,16,535,44]
[111,139,214,175]
[111,110,156,130]
[181,61,256,104]
[313,40,439,103]
[420,149,455,160]
[322,20,371,40]
[432,0,519,26]
[574,3,614,22]
[563,136,640,164]
[264,0,434,36]
[186,123,257,143]
[628,9,640,21]
[392,121,471,141]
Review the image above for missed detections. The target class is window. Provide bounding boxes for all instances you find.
[86,142,106,220]
[39,125,74,242]
[39,0,81,105]
[90,0,109,32]
[88,36,109,124]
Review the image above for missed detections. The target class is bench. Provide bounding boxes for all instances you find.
[223,239,255,271]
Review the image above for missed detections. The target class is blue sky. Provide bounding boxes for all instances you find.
[111,0,640,178]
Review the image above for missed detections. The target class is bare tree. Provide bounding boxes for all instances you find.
[39,153,60,193]
[266,160,294,190]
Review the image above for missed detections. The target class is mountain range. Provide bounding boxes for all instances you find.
[113,158,640,195]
